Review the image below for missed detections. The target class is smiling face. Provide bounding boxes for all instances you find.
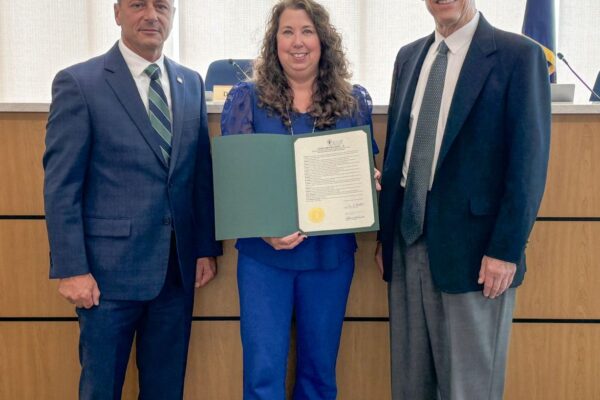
[276,8,322,84]
[425,0,477,37]
[114,0,175,61]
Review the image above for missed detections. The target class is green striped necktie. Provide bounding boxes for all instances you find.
[144,63,172,165]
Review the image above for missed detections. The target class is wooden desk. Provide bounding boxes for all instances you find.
[1,104,599,399]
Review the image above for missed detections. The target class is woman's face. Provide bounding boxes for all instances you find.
[276,8,321,83]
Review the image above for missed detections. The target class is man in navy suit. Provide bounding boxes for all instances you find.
[591,71,600,101]
[376,1,551,399]
[43,1,221,398]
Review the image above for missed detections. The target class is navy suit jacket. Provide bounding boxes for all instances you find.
[591,71,600,101]
[44,43,222,301]
[379,15,551,293]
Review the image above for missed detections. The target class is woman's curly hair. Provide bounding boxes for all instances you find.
[253,0,356,129]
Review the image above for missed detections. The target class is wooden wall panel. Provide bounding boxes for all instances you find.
[0,220,239,318]
[207,113,221,137]
[337,322,391,400]
[193,240,239,317]
[2,111,600,399]
[0,222,387,318]
[186,321,391,400]
[0,217,240,318]
[372,114,387,169]
[0,218,387,318]
[0,113,46,215]
[0,322,138,400]
[347,232,388,317]
[3,113,599,217]
[505,324,600,400]
[184,322,243,399]
[517,222,600,319]
[6,322,599,400]
[0,220,73,317]
[538,115,600,216]
[0,321,390,400]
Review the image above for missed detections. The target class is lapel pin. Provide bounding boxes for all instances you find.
[177,76,183,84]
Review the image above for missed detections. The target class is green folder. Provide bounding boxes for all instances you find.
[211,126,379,240]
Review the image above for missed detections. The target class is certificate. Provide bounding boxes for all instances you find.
[211,126,378,240]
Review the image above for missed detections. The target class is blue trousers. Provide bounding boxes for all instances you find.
[76,236,194,400]
[237,253,355,400]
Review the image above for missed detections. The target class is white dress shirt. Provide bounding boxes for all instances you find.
[118,40,172,114]
[401,12,480,189]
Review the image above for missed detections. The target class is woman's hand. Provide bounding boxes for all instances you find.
[374,168,382,191]
[262,231,307,250]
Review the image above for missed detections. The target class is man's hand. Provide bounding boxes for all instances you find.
[374,242,384,278]
[262,231,307,250]
[374,168,382,192]
[58,273,100,309]
[478,255,516,299]
[195,257,217,288]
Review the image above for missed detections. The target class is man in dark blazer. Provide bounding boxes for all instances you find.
[375,1,551,399]
[591,70,600,101]
[43,1,221,398]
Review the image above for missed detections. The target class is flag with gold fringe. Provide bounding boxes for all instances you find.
[522,0,557,82]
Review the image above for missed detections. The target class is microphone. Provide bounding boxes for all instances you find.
[228,59,251,81]
[557,52,600,101]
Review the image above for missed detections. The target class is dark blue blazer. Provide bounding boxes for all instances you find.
[591,71,600,101]
[44,43,222,301]
[379,15,551,292]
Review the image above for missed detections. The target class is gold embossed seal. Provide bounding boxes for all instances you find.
[308,207,325,223]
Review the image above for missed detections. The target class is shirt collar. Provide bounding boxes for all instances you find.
[434,11,480,55]
[118,39,167,80]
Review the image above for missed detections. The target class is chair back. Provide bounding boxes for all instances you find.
[205,59,253,92]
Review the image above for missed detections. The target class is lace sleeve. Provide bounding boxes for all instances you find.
[352,84,379,155]
[220,82,255,135]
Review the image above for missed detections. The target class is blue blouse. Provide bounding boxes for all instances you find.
[220,81,378,271]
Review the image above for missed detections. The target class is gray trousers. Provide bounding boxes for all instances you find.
[388,233,516,400]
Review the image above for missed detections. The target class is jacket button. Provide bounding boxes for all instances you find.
[163,217,172,226]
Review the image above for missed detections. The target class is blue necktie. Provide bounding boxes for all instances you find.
[400,41,449,245]
[144,64,172,164]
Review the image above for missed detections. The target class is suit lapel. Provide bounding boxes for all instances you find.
[436,15,497,172]
[103,43,169,171]
[164,58,185,177]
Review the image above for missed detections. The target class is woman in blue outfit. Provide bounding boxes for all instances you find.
[221,0,379,398]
